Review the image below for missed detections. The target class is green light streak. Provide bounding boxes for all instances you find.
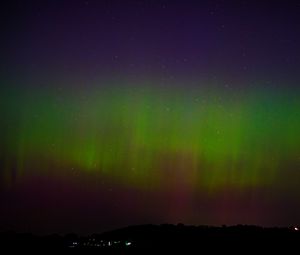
[1,80,300,190]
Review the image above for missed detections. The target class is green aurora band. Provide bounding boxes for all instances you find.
[1,79,300,193]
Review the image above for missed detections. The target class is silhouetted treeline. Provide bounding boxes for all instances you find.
[1,224,299,253]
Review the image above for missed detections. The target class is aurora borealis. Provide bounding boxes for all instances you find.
[1,0,300,234]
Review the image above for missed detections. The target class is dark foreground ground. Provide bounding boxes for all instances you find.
[1,225,300,253]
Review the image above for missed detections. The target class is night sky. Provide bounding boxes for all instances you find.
[1,0,300,234]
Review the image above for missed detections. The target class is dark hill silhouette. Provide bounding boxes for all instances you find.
[1,224,299,253]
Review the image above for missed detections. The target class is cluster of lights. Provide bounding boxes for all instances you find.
[69,239,132,248]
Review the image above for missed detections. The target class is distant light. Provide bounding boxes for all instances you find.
[294,227,299,231]
[108,241,111,246]
[125,241,132,246]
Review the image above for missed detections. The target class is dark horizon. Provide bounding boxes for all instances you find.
[1,224,300,253]
[1,223,300,236]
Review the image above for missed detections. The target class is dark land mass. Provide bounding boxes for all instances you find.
[1,224,299,253]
